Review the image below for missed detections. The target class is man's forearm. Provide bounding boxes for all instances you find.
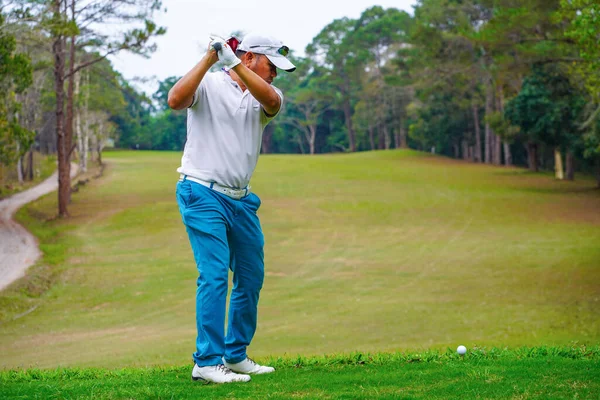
[232,64,280,115]
[168,53,217,110]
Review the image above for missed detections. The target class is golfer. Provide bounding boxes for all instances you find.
[168,32,296,384]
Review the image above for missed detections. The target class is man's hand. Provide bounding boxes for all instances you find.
[210,36,241,69]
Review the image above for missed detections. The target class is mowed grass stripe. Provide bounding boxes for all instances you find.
[1,348,599,399]
[0,150,598,369]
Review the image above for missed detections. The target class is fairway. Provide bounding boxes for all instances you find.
[0,150,599,369]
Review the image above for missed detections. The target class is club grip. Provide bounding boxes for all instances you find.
[213,42,222,52]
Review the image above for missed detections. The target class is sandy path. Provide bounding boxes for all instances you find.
[0,165,78,292]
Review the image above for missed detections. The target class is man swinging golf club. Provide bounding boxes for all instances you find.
[168,32,296,384]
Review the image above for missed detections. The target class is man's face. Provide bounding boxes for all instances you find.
[247,53,277,84]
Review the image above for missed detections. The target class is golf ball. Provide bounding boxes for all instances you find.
[457,345,467,355]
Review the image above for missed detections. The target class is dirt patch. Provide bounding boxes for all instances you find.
[0,165,78,292]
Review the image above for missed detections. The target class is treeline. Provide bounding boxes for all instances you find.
[280,0,600,182]
[1,1,600,215]
[132,1,600,184]
[0,0,164,215]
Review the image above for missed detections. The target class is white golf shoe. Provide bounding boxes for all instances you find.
[223,357,275,375]
[191,364,251,384]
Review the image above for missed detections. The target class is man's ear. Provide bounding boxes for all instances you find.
[244,51,256,67]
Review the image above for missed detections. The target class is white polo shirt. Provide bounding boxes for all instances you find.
[177,70,283,189]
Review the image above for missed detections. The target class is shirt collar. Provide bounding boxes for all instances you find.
[221,68,246,93]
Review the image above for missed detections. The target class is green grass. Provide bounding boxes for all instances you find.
[0,150,599,373]
[1,347,599,399]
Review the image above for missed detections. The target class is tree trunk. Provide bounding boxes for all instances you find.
[64,2,76,205]
[26,149,34,180]
[342,78,356,152]
[308,125,316,155]
[343,99,356,152]
[493,134,502,165]
[484,117,490,164]
[399,125,407,149]
[17,142,23,184]
[554,148,564,180]
[526,142,538,172]
[90,127,98,162]
[97,123,105,164]
[472,103,482,162]
[368,125,375,151]
[83,123,89,170]
[484,78,493,164]
[393,128,400,149]
[378,125,385,150]
[53,2,68,216]
[296,132,305,154]
[299,107,317,155]
[383,124,391,150]
[75,70,85,172]
[261,123,273,154]
[565,151,575,181]
[83,70,90,168]
[503,142,512,166]
[493,84,503,165]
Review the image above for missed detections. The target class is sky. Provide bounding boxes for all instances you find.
[109,0,417,95]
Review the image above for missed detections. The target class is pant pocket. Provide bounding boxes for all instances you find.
[176,181,193,207]
[248,193,261,212]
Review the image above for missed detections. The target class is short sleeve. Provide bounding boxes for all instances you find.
[261,86,284,125]
[189,77,209,108]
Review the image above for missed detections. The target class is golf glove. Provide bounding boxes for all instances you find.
[210,36,241,69]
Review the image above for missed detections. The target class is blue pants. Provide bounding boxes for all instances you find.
[176,179,264,366]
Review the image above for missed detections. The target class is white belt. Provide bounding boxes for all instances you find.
[179,174,250,200]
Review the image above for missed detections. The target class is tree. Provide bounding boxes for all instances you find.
[146,75,186,151]
[278,58,333,155]
[353,6,413,150]
[307,17,360,152]
[504,65,586,174]
[557,0,600,100]
[285,83,330,154]
[0,12,33,177]
[113,77,153,149]
[410,0,493,162]
[14,0,165,216]
[558,0,600,186]
[73,57,128,169]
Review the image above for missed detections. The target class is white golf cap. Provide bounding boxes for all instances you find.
[238,32,296,72]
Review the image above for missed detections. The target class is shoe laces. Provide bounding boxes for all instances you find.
[246,357,258,366]
[216,364,233,375]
